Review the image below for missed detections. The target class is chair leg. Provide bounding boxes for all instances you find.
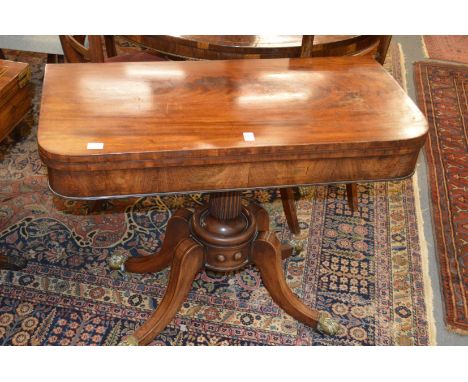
[122,208,192,274]
[346,184,358,212]
[280,188,300,235]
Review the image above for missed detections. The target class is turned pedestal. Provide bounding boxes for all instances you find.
[110,191,339,346]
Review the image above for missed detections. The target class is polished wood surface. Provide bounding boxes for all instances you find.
[117,195,327,346]
[251,231,320,327]
[0,59,33,143]
[125,35,389,228]
[124,209,191,274]
[132,237,205,346]
[39,56,427,345]
[38,57,427,198]
[122,35,390,62]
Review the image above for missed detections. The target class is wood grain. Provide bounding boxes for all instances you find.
[252,231,320,327]
[122,35,390,61]
[0,59,33,143]
[38,57,427,198]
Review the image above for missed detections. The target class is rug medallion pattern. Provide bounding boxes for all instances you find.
[0,45,432,345]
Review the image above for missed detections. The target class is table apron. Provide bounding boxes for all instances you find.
[46,153,420,199]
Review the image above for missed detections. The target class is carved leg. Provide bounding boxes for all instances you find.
[249,202,269,231]
[346,184,358,212]
[251,232,339,335]
[119,238,204,345]
[110,208,192,274]
[0,254,27,271]
[250,201,292,260]
[280,188,300,235]
[249,202,292,260]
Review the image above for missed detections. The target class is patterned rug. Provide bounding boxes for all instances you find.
[414,61,468,334]
[0,44,434,346]
[423,36,468,64]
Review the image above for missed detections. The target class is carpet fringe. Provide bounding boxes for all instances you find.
[397,43,408,92]
[446,324,468,336]
[413,169,437,345]
[421,36,429,59]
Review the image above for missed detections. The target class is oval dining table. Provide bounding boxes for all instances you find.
[121,35,362,61]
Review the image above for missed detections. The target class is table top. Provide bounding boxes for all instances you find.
[123,35,361,60]
[39,56,427,170]
[165,35,350,48]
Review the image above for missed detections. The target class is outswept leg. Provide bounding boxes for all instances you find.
[251,231,339,335]
[119,237,204,345]
[249,202,292,259]
[112,208,192,274]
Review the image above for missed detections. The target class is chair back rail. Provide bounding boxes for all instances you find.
[301,35,392,65]
[59,36,116,63]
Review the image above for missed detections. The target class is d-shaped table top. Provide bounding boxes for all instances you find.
[38,57,427,198]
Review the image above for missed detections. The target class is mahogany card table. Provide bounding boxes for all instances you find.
[38,57,427,345]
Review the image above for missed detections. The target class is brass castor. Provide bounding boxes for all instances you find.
[118,335,139,346]
[108,253,127,270]
[317,312,340,336]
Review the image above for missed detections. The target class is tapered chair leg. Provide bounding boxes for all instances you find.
[346,184,358,212]
[251,232,339,335]
[119,238,205,346]
[280,188,300,235]
[110,209,192,274]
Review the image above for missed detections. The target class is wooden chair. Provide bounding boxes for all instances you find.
[301,35,391,64]
[281,36,392,235]
[59,35,168,63]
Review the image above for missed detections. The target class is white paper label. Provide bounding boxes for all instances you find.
[243,132,255,142]
[87,142,104,150]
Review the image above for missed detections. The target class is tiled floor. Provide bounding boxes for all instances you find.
[393,35,467,345]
